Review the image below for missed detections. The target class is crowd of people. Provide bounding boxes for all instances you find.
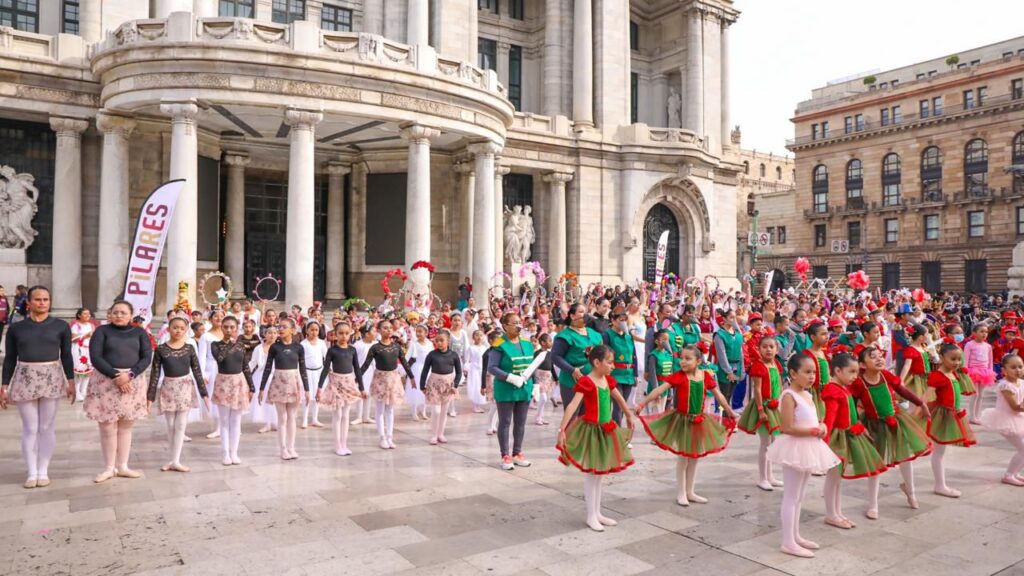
[2,279,1024,558]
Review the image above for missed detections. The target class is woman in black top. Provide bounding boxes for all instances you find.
[420,331,463,445]
[0,286,74,489]
[259,318,308,461]
[84,300,153,483]
[360,319,414,450]
[147,317,208,473]
[316,322,365,456]
[211,316,255,466]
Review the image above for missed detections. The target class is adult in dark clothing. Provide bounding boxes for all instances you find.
[585,298,612,336]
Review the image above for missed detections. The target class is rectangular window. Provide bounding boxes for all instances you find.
[1018,206,1024,236]
[970,59,981,66]
[630,20,638,50]
[844,116,852,134]
[1013,79,1023,100]
[879,82,888,89]
[814,224,827,248]
[933,96,942,115]
[813,190,828,213]
[855,114,864,131]
[892,105,902,123]
[630,72,639,124]
[478,0,498,14]
[0,0,39,32]
[978,86,988,106]
[767,227,776,244]
[883,183,901,206]
[848,221,861,248]
[891,79,899,87]
[812,265,828,280]
[320,4,352,31]
[365,173,408,264]
[778,226,787,244]
[965,259,987,293]
[885,218,899,243]
[811,124,819,140]
[958,63,968,70]
[219,0,254,17]
[924,214,939,241]
[821,121,829,138]
[61,0,79,34]
[919,99,930,118]
[882,263,901,291]
[508,44,522,110]
[968,210,985,238]
[1005,51,1015,58]
[477,38,497,71]
[880,108,890,126]
[509,0,524,19]
[963,89,975,109]
[921,261,941,293]
[916,73,925,80]
[271,0,304,23]
[845,263,863,275]
[928,70,937,77]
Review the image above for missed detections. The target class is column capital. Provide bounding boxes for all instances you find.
[467,141,502,157]
[326,161,351,176]
[495,164,511,177]
[96,111,136,136]
[453,160,475,175]
[285,107,324,129]
[223,152,251,167]
[49,116,89,136]
[399,122,440,144]
[543,171,574,184]
[159,99,200,121]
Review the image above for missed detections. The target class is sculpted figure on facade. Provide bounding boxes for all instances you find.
[503,204,535,264]
[668,86,682,128]
[0,165,40,250]
[521,205,535,262]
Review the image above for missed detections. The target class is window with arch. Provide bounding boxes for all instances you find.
[882,153,901,206]
[1013,132,1024,193]
[921,146,943,200]
[964,139,989,196]
[759,163,766,178]
[776,166,782,180]
[845,159,863,207]
[812,165,829,213]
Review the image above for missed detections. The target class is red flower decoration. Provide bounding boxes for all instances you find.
[957,409,968,418]
[794,257,811,275]
[767,399,780,409]
[849,423,866,435]
[847,270,871,291]
[411,260,436,273]
[912,288,928,303]
[693,414,705,424]
[601,421,617,433]
[79,356,88,365]
[885,415,898,429]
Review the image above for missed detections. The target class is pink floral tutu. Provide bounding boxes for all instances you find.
[534,369,555,395]
[8,361,66,403]
[267,369,304,405]
[371,369,405,405]
[158,375,198,414]
[212,373,251,413]
[320,372,362,409]
[424,372,456,405]
[966,366,996,388]
[84,371,149,422]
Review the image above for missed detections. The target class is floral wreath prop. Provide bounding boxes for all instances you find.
[252,274,282,303]
[488,271,513,305]
[518,261,547,285]
[410,260,436,274]
[341,297,371,312]
[661,273,680,291]
[683,276,706,302]
[199,271,232,307]
[558,272,578,288]
[702,275,720,294]
[380,268,408,298]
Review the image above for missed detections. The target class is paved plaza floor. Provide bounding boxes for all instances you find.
[1,397,1023,576]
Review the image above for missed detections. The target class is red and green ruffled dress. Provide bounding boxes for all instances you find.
[850,371,932,466]
[641,371,733,458]
[803,349,830,420]
[955,365,977,396]
[926,371,977,446]
[902,346,931,400]
[737,358,783,435]
[557,376,634,475]
[822,382,888,479]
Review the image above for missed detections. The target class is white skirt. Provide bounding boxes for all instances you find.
[466,363,486,406]
[406,365,426,406]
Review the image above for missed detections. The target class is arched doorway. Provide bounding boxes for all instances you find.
[769,268,786,292]
[643,204,680,281]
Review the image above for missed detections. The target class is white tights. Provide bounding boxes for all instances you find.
[969,388,985,422]
[275,403,299,455]
[758,434,777,484]
[98,418,135,472]
[163,410,188,466]
[431,404,449,441]
[675,457,702,504]
[218,407,243,462]
[332,404,352,452]
[74,374,89,402]
[823,467,844,520]
[535,390,549,422]
[780,466,812,551]
[867,461,915,512]
[303,374,321,426]
[931,443,951,491]
[1002,434,1024,478]
[376,403,395,440]
[356,397,373,422]
[583,475,605,529]
[17,398,59,481]
[486,403,498,432]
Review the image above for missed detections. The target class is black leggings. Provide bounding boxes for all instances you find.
[612,384,633,424]
[497,400,529,457]
[560,383,585,417]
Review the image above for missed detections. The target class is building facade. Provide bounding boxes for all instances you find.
[765,37,1024,293]
[730,141,795,280]
[0,0,742,315]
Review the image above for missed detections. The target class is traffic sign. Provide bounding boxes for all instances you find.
[748,232,771,247]
[831,239,849,253]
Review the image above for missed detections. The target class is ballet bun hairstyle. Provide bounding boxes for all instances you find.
[937,342,961,359]
[856,345,880,364]
[908,322,929,341]
[565,303,586,326]
[1001,352,1023,367]
[587,344,613,365]
[830,352,857,373]
[787,352,815,374]
[679,344,703,361]
[806,321,827,337]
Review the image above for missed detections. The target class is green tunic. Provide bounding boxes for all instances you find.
[492,338,535,403]
[554,327,603,387]
[606,330,636,385]
[648,349,676,395]
[713,328,744,384]
[674,321,702,348]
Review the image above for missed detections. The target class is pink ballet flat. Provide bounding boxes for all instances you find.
[781,545,814,558]
[1001,475,1024,487]
[438,436,448,444]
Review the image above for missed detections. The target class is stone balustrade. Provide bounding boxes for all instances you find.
[0,26,87,63]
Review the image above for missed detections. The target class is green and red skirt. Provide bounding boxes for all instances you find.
[827,425,888,479]
[904,374,930,402]
[810,387,826,420]
[640,411,732,458]
[736,401,781,436]
[864,411,932,466]
[927,405,977,447]
[956,371,977,396]
[557,419,634,475]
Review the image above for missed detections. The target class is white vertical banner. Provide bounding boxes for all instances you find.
[118,180,185,324]
[654,230,670,286]
[763,269,775,298]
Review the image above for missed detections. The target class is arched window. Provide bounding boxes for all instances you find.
[921,146,943,201]
[882,153,901,206]
[759,163,766,178]
[845,159,863,207]
[776,166,782,180]
[1013,132,1024,193]
[964,139,988,196]
[812,165,828,213]
[743,161,749,174]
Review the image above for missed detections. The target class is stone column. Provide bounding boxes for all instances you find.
[454,161,475,282]
[684,7,704,136]
[720,21,732,150]
[95,112,136,309]
[325,161,350,300]
[653,74,669,127]
[494,163,510,271]
[284,108,323,310]
[407,0,428,46]
[496,41,511,91]
[544,171,573,285]
[49,116,89,313]
[223,152,249,299]
[572,0,594,127]
[364,0,385,35]
[401,123,439,267]
[160,99,200,312]
[193,0,218,17]
[469,142,500,296]
[79,0,102,43]
[542,0,563,117]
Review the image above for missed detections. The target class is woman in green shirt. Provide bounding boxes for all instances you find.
[485,312,536,471]
[552,303,604,414]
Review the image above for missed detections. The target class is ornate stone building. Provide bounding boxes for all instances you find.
[0,0,740,314]
[762,37,1024,293]
[730,141,795,280]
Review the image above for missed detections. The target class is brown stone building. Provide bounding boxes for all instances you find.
[761,37,1024,293]
[730,141,795,279]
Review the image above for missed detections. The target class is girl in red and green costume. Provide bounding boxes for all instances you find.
[556,345,635,532]
[926,343,977,499]
[821,353,888,530]
[898,323,932,401]
[551,303,604,415]
[737,336,784,491]
[645,330,677,414]
[637,345,737,507]
[852,346,932,519]
[803,321,830,420]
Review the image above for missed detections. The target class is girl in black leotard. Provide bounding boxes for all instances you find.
[0,285,74,489]
[316,322,365,456]
[360,320,414,450]
[420,331,463,445]
[147,317,208,473]
[259,318,309,461]
[84,300,153,483]
[211,316,255,466]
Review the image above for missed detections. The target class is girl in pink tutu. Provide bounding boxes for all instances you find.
[259,318,310,460]
[147,317,209,472]
[211,317,255,466]
[964,324,995,425]
[980,354,1024,486]
[419,331,463,445]
[317,323,365,456]
[360,320,415,449]
[767,354,840,558]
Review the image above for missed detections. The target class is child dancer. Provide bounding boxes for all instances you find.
[360,320,415,449]
[482,331,501,435]
[899,323,932,400]
[821,353,887,529]
[927,342,977,497]
[249,326,279,434]
[352,323,377,424]
[211,316,255,466]
[980,354,1024,486]
[259,318,309,460]
[147,317,209,472]
[556,345,635,532]
[636,345,737,506]
[533,333,555,425]
[419,331,462,445]
[405,324,432,421]
[300,321,327,429]
[737,336,784,491]
[197,310,225,439]
[852,346,932,518]
[803,321,830,419]
[644,330,676,415]
[964,324,995,424]
[466,330,488,413]
[767,354,840,558]
[317,323,365,456]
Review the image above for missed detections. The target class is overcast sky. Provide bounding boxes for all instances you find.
[730,0,1024,156]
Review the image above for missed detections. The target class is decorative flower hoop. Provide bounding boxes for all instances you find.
[199,271,232,308]
[380,268,408,298]
[683,276,706,302]
[410,260,436,274]
[341,297,371,311]
[252,274,282,303]
[518,261,547,285]
[558,272,578,288]
[702,275,720,293]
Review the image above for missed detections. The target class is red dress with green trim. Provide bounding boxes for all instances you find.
[557,376,634,475]
[926,371,977,446]
[737,358,783,435]
[902,346,931,400]
[821,382,888,479]
[803,349,829,420]
[849,371,932,466]
[955,365,976,396]
[640,370,733,458]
